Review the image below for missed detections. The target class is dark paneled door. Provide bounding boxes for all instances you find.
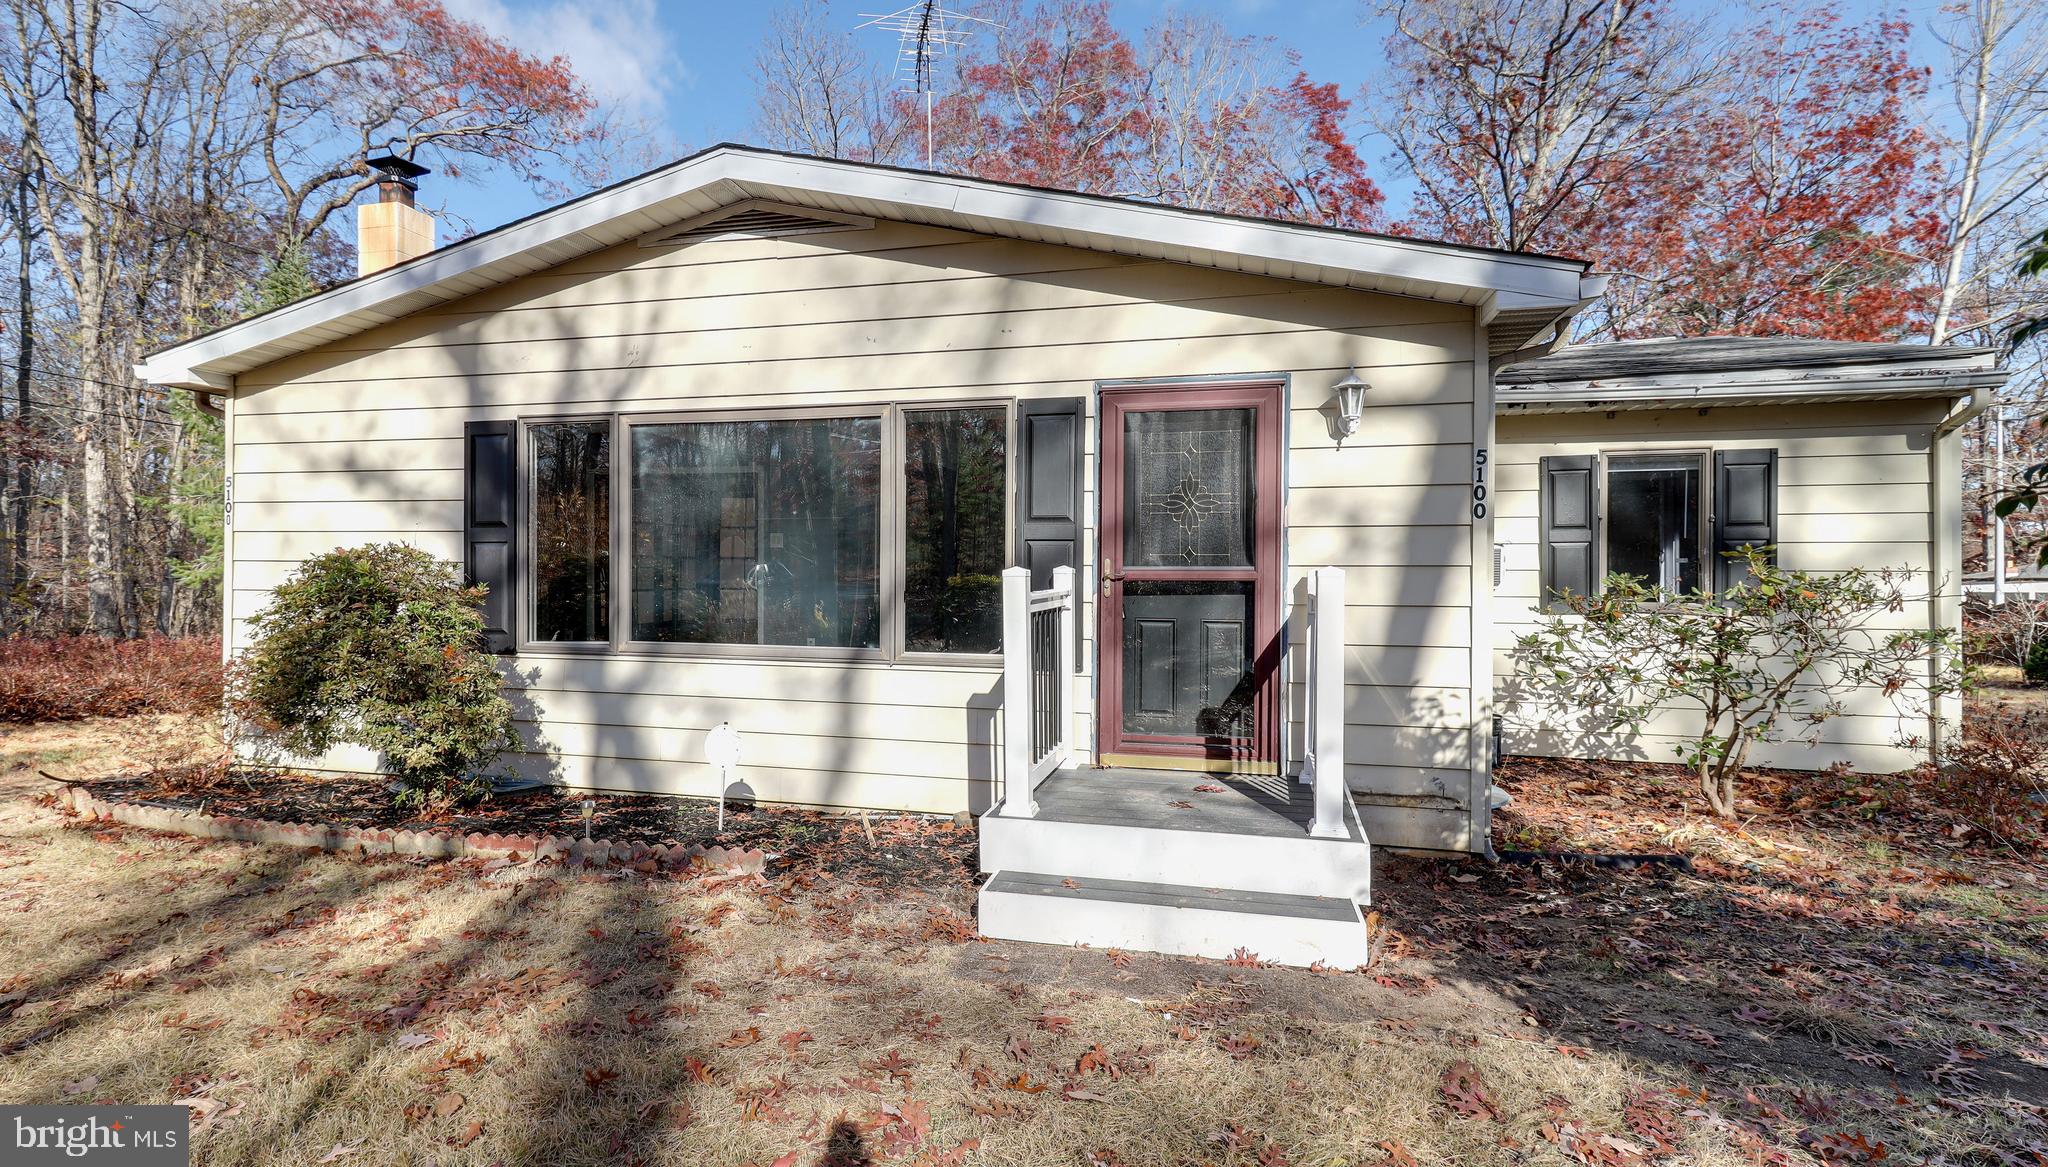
[1098,381,1283,772]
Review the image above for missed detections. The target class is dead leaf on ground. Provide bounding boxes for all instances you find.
[1440,1061,1503,1121]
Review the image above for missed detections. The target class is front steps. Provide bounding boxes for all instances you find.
[978,871,1371,968]
[975,769,1374,968]
[979,809,1372,902]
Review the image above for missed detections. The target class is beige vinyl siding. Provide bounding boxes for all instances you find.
[1492,399,1948,774]
[227,218,1482,843]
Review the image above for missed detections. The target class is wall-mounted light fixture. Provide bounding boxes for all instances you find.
[1332,368,1370,439]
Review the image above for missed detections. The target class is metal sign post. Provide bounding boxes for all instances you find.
[705,722,741,835]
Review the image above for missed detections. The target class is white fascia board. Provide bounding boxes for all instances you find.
[136,147,1594,389]
[130,363,233,393]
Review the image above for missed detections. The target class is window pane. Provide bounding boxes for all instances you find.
[1123,408,1253,567]
[531,421,611,642]
[629,416,881,648]
[905,408,1007,653]
[1607,455,1701,593]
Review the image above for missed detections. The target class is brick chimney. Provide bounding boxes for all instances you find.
[357,155,435,277]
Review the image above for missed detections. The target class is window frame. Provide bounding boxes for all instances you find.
[1596,447,1712,595]
[516,401,1015,665]
[518,414,616,654]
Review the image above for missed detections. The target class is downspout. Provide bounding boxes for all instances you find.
[189,390,225,421]
[1931,375,1995,762]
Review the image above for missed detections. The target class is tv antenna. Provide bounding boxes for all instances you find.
[857,1,994,167]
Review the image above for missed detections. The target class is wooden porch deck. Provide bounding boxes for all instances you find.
[1029,766,1362,843]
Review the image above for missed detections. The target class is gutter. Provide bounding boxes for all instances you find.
[1498,368,2008,413]
[1934,376,1997,436]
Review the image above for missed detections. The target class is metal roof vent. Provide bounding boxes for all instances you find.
[643,200,874,247]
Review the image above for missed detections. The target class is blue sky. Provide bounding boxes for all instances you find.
[431,0,1934,237]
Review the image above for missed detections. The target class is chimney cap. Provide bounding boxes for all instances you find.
[366,154,431,187]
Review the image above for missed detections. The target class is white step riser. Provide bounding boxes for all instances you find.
[979,886,1370,968]
[981,816,1372,904]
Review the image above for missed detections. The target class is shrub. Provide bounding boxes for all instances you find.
[1513,548,1962,818]
[1922,701,2048,844]
[234,543,515,809]
[2027,634,2048,686]
[1963,596,2048,673]
[0,635,223,722]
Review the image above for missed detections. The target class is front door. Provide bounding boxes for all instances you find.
[1097,381,1283,772]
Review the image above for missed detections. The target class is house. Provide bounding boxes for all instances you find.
[136,146,2000,966]
[1493,337,2002,774]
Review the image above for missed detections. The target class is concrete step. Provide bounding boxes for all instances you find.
[979,805,1372,904]
[978,870,1371,968]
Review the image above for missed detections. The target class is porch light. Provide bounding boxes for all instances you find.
[1332,369,1370,438]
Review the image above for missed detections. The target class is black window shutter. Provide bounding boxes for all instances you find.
[1016,398,1084,590]
[1712,447,1778,594]
[1538,454,1597,613]
[465,420,518,654]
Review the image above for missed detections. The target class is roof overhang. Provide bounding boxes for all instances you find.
[1496,358,2009,417]
[136,144,1598,392]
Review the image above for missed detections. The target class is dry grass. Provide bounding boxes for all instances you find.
[2,716,2043,1166]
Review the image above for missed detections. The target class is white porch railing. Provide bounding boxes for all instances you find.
[999,564,1075,818]
[1298,565,1350,839]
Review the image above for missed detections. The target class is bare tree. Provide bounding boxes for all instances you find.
[1928,0,2048,347]
[0,0,625,634]
[753,2,917,164]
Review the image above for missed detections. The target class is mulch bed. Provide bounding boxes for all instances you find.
[73,771,978,891]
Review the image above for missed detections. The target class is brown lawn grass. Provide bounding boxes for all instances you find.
[1,716,2043,1166]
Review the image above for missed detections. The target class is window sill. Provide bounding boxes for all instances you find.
[508,645,1004,671]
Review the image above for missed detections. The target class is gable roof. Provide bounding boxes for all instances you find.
[1494,336,2007,415]
[136,143,1603,392]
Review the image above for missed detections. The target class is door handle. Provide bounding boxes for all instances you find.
[1101,570,1124,596]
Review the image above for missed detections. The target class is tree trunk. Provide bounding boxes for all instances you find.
[80,388,122,634]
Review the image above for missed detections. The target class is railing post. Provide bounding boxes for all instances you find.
[1053,564,1076,750]
[1308,565,1348,839]
[999,566,1037,818]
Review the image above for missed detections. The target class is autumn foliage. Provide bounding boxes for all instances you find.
[1377,0,1942,340]
[935,3,1384,229]
[1598,8,1943,339]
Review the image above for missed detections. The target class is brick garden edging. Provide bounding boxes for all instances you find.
[49,784,768,874]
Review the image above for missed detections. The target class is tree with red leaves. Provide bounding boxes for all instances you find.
[1374,0,1718,256]
[1377,0,1940,341]
[754,1,1383,229]
[940,0,1150,195]
[1596,7,1943,339]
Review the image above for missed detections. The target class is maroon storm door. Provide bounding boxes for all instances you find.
[1096,380,1284,772]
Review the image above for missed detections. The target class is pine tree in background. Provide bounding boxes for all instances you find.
[160,246,322,594]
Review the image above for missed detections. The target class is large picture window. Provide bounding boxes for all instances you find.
[629,415,883,649]
[530,420,611,642]
[904,407,1007,654]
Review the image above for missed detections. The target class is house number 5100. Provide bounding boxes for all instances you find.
[1471,448,1488,519]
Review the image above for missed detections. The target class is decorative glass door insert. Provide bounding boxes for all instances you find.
[1098,383,1282,771]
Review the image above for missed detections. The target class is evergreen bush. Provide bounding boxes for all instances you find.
[236,543,514,808]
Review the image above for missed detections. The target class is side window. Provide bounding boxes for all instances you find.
[529,421,612,643]
[903,407,1008,654]
[1605,453,1703,593]
[1538,448,1778,606]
